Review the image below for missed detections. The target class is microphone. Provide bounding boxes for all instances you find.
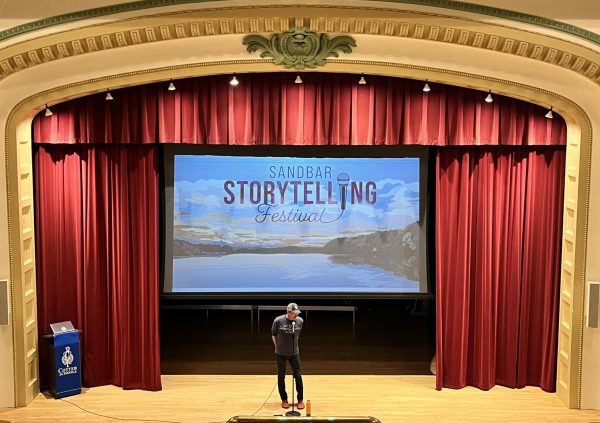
[292,321,296,333]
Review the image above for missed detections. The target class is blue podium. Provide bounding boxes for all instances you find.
[46,321,82,399]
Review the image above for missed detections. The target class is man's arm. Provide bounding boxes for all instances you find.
[271,319,278,347]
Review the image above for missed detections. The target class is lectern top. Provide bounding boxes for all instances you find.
[50,321,76,334]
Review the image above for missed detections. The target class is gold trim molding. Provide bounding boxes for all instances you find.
[0,8,600,87]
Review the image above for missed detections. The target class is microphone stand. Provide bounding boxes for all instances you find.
[286,322,300,417]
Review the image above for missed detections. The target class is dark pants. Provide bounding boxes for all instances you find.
[276,354,303,402]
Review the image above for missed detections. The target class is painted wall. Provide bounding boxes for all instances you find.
[0,1,599,34]
[582,108,600,409]
[0,112,15,406]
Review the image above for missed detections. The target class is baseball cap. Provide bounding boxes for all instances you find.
[287,303,301,314]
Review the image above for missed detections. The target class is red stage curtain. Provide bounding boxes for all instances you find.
[435,146,564,392]
[34,144,161,391]
[32,73,567,394]
[33,74,566,146]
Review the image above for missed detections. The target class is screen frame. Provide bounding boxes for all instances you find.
[161,144,433,300]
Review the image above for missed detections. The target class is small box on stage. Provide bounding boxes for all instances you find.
[46,321,81,399]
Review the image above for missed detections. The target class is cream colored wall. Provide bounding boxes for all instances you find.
[0,0,128,30]
[1,1,599,33]
[472,0,600,33]
[582,136,600,409]
[0,0,599,409]
[0,116,15,406]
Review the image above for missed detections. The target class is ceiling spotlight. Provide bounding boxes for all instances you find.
[423,81,431,93]
[484,90,493,103]
[358,75,367,85]
[295,74,303,84]
[230,75,239,86]
[168,81,176,91]
[105,90,113,101]
[545,107,554,119]
[44,105,53,117]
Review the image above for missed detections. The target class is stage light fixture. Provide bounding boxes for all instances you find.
[44,105,53,117]
[485,91,494,103]
[545,107,554,119]
[105,90,113,101]
[230,75,239,86]
[295,74,303,84]
[358,75,367,85]
[168,81,176,91]
[423,81,431,93]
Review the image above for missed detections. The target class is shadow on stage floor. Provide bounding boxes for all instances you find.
[160,300,435,375]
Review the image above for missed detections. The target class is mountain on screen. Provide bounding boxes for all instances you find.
[172,221,420,280]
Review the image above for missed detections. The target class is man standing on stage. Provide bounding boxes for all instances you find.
[272,303,305,410]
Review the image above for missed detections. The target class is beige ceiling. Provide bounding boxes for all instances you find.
[0,0,599,34]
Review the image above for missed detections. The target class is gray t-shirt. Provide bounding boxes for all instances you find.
[272,314,304,356]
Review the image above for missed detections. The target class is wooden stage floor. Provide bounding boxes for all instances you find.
[1,375,599,423]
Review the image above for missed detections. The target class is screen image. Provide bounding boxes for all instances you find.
[163,153,428,295]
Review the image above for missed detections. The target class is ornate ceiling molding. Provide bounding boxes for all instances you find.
[1,12,600,87]
[1,0,599,46]
[243,28,356,69]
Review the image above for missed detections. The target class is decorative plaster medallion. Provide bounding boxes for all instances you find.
[243,27,356,69]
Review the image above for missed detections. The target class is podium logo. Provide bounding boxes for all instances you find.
[61,346,74,367]
[58,346,78,376]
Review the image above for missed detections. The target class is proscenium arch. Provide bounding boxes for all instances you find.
[1,3,594,409]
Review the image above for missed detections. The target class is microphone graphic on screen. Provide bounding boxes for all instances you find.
[337,173,350,210]
[292,321,296,333]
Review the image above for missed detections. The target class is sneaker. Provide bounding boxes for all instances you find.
[281,400,289,409]
[297,401,305,410]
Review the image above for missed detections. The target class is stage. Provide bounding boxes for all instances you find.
[160,304,435,376]
[1,375,598,423]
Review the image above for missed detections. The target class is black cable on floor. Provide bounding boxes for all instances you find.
[250,379,278,416]
[59,398,191,423]
[57,379,279,422]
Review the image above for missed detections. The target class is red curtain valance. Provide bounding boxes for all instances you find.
[33,73,566,146]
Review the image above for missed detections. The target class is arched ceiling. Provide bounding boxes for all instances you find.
[0,1,599,37]
[1,0,599,94]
